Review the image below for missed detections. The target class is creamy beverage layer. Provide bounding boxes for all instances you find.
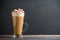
[14,16,24,35]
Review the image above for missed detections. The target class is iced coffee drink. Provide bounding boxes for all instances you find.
[12,8,25,37]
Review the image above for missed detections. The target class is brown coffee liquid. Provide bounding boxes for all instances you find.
[14,16,24,35]
[12,16,16,35]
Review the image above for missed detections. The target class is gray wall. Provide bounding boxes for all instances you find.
[0,0,60,35]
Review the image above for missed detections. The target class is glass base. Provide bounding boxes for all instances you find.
[12,35,23,38]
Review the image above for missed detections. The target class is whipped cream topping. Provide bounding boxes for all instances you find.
[17,13,24,16]
[12,11,25,17]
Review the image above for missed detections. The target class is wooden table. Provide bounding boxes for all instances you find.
[0,35,60,40]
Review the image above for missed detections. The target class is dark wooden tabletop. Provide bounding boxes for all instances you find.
[0,35,60,40]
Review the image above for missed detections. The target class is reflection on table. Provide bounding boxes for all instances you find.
[0,35,60,40]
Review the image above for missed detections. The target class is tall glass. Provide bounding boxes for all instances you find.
[12,8,25,38]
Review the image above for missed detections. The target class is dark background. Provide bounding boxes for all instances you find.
[0,0,60,35]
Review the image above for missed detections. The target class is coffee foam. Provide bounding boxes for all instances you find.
[12,12,24,17]
[12,12,17,16]
[17,13,24,17]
